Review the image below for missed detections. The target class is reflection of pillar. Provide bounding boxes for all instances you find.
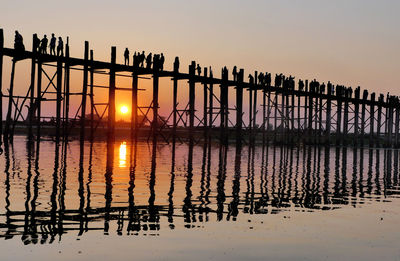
[183,138,194,223]
[104,140,114,234]
[216,143,227,220]
[167,140,176,225]
[128,139,138,232]
[148,139,157,224]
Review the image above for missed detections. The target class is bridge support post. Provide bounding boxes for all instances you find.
[0,29,4,144]
[152,62,159,140]
[360,90,368,146]
[107,46,116,142]
[131,66,138,140]
[4,59,16,142]
[208,70,213,129]
[56,58,63,141]
[353,88,360,146]
[63,39,70,138]
[369,93,375,147]
[80,41,89,143]
[203,67,208,136]
[188,61,196,139]
[89,50,94,141]
[28,34,37,140]
[342,90,350,146]
[236,69,243,143]
[376,94,383,147]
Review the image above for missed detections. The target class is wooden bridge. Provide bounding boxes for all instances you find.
[0,28,399,147]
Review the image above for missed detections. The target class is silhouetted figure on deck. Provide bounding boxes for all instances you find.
[146,53,152,69]
[40,35,48,54]
[14,31,25,53]
[57,37,63,56]
[153,54,160,70]
[160,53,165,71]
[49,33,56,56]
[258,72,264,85]
[298,79,304,91]
[174,57,180,72]
[33,34,40,53]
[196,64,202,76]
[265,72,271,87]
[327,81,333,95]
[137,51,144,67]
[124,48,129,65]
[133,52,139,68]
[275,74,283,87]
[232,66,238,81]
[248,74,254,85]
[320,83,326,94]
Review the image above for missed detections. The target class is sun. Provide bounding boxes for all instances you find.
[120,105,129,114]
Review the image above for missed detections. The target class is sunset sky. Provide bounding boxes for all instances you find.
[1,0,399,120]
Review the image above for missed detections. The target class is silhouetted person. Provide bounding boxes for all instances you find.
[140,51,145,67]
[174,57,180,72]
[133,52,139,67]
[33,34,40,53]
[265,72,271,87]
[232,66,238,81]
[248,74,254,85]
[14,30,25,53]
[124,48,129,65]
[40,35,48,54]
[327,81,333,95]
[57,37,63,56]
[153,54,160,70]
[146,53,152,69]
[49,33,56,56]
[160,53,165,71]
[258,72,264,85]
[298,79,304,91]
[275,74,283,87]
[197,64,201,76]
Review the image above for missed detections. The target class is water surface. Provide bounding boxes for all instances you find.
[0,136,399,260]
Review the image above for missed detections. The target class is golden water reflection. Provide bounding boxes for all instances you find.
[119,141,127,168]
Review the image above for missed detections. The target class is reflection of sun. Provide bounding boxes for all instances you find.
[119,142,127,168]
[120,105,128,114]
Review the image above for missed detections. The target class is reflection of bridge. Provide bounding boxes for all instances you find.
[0,137,399,244]
[1,29,400,146]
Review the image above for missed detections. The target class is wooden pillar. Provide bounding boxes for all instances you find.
[369,93,375,147]
[360,90,368,146]
[290,85,295,138]
[297,85,301,136]
[220,67,228,144]
[376,94,384,147]
[203,67,208,131]
[336,88,342,145]
[342,90,350,146]
[304,80,308,135]
[209,69,213,129]
[80,41,89,142]
[107,46,116,142]
[318,87,323,143]
[152,59,159,139]
[4,60,16,141]
[0,29,4,144]
[56,57,63,141]
[28,34,37,140]
[188,61,196,137]
[262,84,266,144]
[36,61,42,138]
[353,88,360,146]
[63,40,71,138]
[90,50,95,141]
[173,58,179,135]
[131,66,138,140]
[253,71,258,130]
[308,82,313,143]
[326,85,332,145]
[394,99,400,147]
[236,69,244,141]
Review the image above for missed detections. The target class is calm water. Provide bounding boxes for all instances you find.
[0,136,400,260]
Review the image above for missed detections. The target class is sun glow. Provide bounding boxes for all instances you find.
[120,105,129,114]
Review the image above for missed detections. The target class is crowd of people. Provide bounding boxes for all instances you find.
[123,48,166,71]
[13,31,371,99]
[14,31,65,56]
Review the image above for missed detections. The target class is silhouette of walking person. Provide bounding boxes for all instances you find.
[174,57,180,72]
[232,66,238,81]
[40,35,48,54]
[160,53,165,71]
[33,34,40,53]
[57,37,63,56]
[49,33,56,56]
[196,64,201,76]
[146,53,152,69]
[140,51,145,67]
[14,30,25,53]
[248,74,254,85]
[124,48,129,65]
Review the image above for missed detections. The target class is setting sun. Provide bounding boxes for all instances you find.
[120,105,129,114]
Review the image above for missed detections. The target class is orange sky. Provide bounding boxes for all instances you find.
[1,0,399,122]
